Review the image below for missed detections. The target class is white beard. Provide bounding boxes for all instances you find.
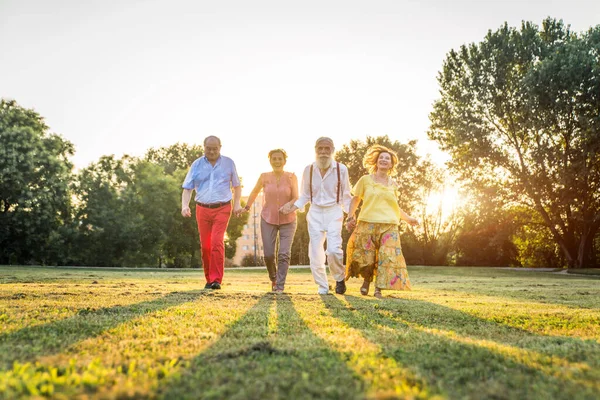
[316,156,332,170]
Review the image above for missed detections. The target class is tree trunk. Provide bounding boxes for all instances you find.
[574,221,600,269]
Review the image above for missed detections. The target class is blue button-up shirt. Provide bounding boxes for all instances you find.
[182,155,241,204]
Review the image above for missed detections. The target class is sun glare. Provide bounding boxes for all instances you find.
[425,186,463,220]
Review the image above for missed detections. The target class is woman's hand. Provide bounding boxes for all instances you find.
[280,203,298,214]
[406,216,419,226]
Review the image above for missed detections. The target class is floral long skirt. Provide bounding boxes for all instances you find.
[345,221,411,291]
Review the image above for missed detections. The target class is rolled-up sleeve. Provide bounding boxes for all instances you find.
[181,161,197,190]
[294,165,311,209]
[230,159,241,188]
[340,164,352,213]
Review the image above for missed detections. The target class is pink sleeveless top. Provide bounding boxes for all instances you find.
[261,171,297,225]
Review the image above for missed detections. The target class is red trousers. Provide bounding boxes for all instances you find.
[196,203,232,284]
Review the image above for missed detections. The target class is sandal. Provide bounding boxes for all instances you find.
[374,288,383,299]
[360,280,370,296]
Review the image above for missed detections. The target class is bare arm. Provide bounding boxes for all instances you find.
[245,175,264,210]
[282,171,304,214]
[232,185,243,215]
[283,173,299,208]
[181,189,193,217]
[399,207,419,226]
[345,195,361,231]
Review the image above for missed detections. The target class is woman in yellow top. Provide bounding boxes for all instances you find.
[345,144,419,298]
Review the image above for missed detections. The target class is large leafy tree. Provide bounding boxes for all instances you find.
[144,145,204,267]
[429,18,600,268]
[0,99,74,265]
[72,156,142,267]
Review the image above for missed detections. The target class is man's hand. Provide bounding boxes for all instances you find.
[181,206,191,218]
[233,204,244,216]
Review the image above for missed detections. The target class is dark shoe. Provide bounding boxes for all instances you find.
[360,280,370,296]
[209,281,221,290]
[374,288,383,299]
[204,282,211,289]
[335,280,347,295]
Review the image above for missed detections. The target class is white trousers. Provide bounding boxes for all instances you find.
[307,204,346,293]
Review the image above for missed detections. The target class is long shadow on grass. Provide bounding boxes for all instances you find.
[0,290,204,369]
[432,280,600,310]
[412,268,600,309]
[322,295,599,400]
[367,296,600,366]
[157,294,366,400]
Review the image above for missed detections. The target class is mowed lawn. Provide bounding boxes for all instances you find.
[0,266,599,400]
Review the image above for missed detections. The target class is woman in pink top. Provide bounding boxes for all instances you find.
[243,149,298,292]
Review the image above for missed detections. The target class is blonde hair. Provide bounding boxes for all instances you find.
[268,148,287,161]
[362,144,399,176]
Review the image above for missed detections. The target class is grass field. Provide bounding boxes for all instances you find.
[0,266,599,399]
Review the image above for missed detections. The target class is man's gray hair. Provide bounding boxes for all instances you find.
[204,135,222,146]
[315,136,334,148]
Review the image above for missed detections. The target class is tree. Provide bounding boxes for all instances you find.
[144,143,203,175]
[0,99,75,265]
[405,160,461,265]
[429,18,600,268]
[225,208,247,260]
[144,145,204,268]
[290,210,309,265]
[452,197,520,267]
[126,161,183,267]
[72,156,142,267]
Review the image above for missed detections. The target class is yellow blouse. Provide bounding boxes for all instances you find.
[352,175,401,224]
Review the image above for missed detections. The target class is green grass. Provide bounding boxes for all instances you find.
[0,266,598,399]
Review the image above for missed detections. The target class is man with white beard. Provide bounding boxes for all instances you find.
[281,137,352,295]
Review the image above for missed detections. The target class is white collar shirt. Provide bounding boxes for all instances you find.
[294,161,352,213]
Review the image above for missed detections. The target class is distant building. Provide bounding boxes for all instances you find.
[231,194,264,266]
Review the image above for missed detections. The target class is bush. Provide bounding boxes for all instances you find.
[241,254,265,267]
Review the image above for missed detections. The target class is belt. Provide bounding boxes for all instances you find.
[196,201,231,209]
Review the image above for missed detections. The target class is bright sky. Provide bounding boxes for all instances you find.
[2,0,598,195]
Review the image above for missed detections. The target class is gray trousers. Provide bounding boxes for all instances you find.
[260,217,297,290]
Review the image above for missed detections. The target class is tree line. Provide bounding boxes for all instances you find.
[1,18,598,268]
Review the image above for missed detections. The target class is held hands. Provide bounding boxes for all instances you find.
[234,205,249,217]
[345,215,356,231]
[233,204,244,217]
[279,203,298,215]
[181,207,191,218]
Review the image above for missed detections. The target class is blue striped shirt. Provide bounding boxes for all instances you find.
[182,155,241,204]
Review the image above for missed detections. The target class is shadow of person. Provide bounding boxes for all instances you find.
[156,293,367,400]
[319,294,599,399]
[0,290,205,369]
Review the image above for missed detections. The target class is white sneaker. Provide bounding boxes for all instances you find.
[317,288,329,295]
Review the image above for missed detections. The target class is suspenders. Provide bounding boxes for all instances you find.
[309,162,341,203]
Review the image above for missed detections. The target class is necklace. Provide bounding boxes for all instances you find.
[373,174,388,185]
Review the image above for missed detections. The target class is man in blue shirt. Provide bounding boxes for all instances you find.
[181,136,243,289]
